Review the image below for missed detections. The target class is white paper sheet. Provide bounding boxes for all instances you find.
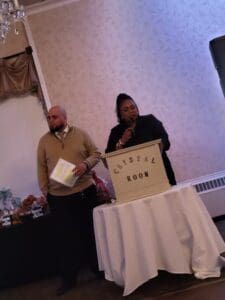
[50,158,78,187]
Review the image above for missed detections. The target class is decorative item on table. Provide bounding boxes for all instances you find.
[19,194,48,221]
[1,213,11,227]
[31,198,45,219]
[18,194,35,222]
[0,187,21,227]
[92,171,112,204]
[0,187,21,210]
[32,195,48,217]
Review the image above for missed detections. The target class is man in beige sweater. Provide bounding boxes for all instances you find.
[37,105,101,296]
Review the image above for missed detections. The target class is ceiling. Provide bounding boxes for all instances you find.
[20,0,48,6]
[19,0,76,9]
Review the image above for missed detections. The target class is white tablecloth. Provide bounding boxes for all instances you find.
[93,184,225,296]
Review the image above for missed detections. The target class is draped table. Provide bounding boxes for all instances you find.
[93,184,225,296]
[0,214,57,288]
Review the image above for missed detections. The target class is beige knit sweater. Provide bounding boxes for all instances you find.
[37,126,101,196]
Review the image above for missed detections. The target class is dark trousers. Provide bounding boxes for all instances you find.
[47,184,99,281]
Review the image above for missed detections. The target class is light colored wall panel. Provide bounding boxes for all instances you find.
[0,96,48,198]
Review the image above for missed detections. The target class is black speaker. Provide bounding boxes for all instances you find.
[209,35,225,97]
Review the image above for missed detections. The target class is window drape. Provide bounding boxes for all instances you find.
[0,52,47,114]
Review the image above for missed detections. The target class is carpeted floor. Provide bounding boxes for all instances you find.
[1,268,225,300]
[1,219,225,300]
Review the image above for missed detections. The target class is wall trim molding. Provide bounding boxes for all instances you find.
[26,0,80,15]
[24,19,51,110]
[181,170,225,186]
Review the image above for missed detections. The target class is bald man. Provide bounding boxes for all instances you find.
[37,105,101,295]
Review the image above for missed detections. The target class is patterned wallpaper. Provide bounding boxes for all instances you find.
[26,0,225,183]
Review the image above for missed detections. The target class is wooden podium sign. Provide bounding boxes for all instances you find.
[104,139,170,202]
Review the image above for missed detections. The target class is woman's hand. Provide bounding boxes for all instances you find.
[121,128,134,145]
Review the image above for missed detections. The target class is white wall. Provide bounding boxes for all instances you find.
[0,95,48,199]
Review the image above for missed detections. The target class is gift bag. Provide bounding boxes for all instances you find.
[92,171,112,204]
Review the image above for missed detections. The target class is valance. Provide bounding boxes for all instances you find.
[0,51,47,114]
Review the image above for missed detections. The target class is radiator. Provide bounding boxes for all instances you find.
[181,170,225,218]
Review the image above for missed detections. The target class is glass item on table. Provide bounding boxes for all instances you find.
[31,201,44,219]
[1,210,11,227]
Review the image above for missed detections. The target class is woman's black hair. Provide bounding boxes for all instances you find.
[116,93,138,123]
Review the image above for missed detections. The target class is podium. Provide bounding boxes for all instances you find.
[104,139,171,202]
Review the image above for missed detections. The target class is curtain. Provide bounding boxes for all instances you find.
[0,52,47,114]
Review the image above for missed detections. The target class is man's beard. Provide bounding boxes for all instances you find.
[50,124,65,133]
